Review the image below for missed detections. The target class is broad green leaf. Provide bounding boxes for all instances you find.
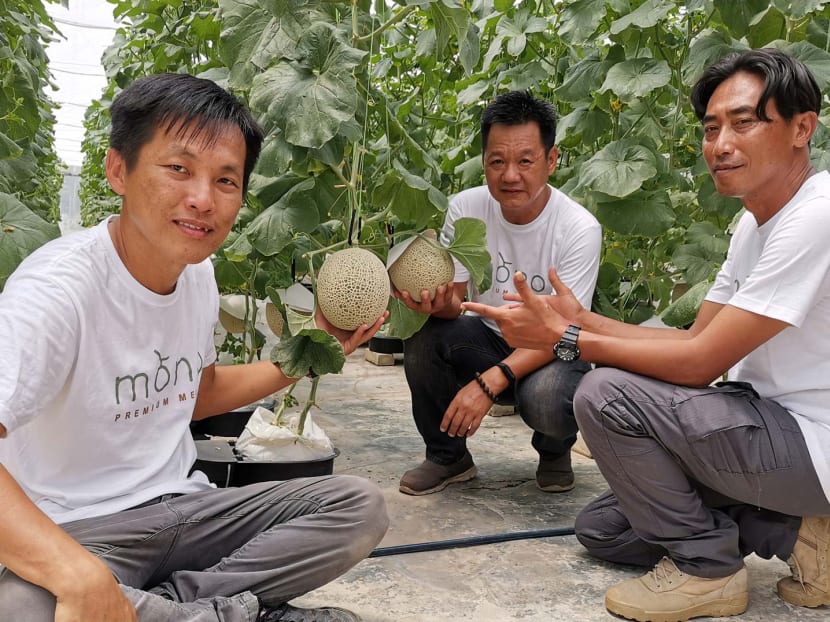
[222,232,255,262]
[373,161,448,229]
[697,176,743,221]
[457,79,490,106]
[244,179,316,256]
[600,58,671,101]
[284,306,316,336]
[218,0,326,89]
[683,30,743,87]
[496,9,548,57]
[578,139,658,197]
[557,104,613,145]
[383,297,429,340]
[713,0,770,38]
[747,6,787,49]
[785,41,830,88]
[610,0,674,34]
[556,53,610,102]
[270,328,346,377]
[445,217,491,292]
[0,192,60,290]
[0,133,22,160]
[460,20,481,75]
[248,23,366,149]
[557,0,606,44]
[784,0,827,19]
[594,190,675,236]
[660,280,711,328]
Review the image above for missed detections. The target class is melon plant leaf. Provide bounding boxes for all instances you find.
[660,280,711,328]
[383,297,429,340]
[445,217,492,292]
[785,41,830,87]
[0,133,22,160]
[600,58,672,100]
[270,328,346,378]
[429,0,479,74]
[557,0,606,44]
[248,22,366,148]
[595,189,675,236]
[373,161,448,229]
[713,0,770,38]
[0,192,60,291]
[557,52,611,103]
[610,0,673,34]
[244,178,317,256]
[578,138,658,197]
[218,0,325,89]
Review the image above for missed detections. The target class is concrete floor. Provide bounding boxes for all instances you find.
[283,349,827,621]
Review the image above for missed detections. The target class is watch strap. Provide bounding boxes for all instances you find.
[495,361,516,388]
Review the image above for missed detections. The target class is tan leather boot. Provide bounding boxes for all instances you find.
[605,557,748,622]
[777,516,830,607]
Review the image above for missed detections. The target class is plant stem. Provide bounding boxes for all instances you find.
[272,384,296,426]
[354,5,417,44]
[296,376,320,437]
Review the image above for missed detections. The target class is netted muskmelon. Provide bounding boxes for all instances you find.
[316,248,391,331]
[265,302,284,336]
[388,232,455,300]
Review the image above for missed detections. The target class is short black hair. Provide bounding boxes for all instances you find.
[109,73,264,193]
[690,48,821,122]
[481,91,557,154]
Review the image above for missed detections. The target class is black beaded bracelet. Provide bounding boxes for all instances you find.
[474,372,497,402]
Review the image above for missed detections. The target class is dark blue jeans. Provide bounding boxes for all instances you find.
[404,315,590,465]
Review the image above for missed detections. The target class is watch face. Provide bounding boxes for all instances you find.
[555,342,579,362]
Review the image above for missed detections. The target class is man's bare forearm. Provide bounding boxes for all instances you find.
[0,465,111,596]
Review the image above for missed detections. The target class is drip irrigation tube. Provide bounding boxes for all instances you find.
[369,526,576,558]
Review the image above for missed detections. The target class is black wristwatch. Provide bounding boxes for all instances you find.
[553,325,581,362]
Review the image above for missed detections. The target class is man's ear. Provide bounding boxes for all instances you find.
[547,146,558,175]
[104,148,127,196]
[794,110,819,148]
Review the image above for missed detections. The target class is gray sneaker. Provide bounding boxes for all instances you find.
[399,451,477,495]
[536,453,574,492]
[260,603,360,622]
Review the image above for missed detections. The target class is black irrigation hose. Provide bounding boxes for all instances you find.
[369,526,576,558]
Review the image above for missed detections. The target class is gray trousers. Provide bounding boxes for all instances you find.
[0,475,388,622]
[573,368,830,578]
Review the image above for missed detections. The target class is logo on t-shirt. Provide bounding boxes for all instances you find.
[113,349,205,423]
[494,252,546,293]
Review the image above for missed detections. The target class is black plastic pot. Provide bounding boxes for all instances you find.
[192,439,339,487]
[369,334,404,354]
[190,398,276,440]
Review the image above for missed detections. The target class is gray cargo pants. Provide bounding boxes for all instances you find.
[573,368,830,578]
[0,475,388,622]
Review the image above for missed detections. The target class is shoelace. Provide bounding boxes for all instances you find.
[788,555,806,587]
[649,557,685,588]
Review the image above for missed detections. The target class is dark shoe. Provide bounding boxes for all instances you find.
[260,603,361,622]
[777,516,830,607]
[536,453,574,492]
[399,451,476,495]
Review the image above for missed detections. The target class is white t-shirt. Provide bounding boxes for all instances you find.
[0,218,216,524]
[442,184,602,333]
[706,170,830,502]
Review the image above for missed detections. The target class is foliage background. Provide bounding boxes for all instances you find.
[34,0,830,326]
[0,0,63,290]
